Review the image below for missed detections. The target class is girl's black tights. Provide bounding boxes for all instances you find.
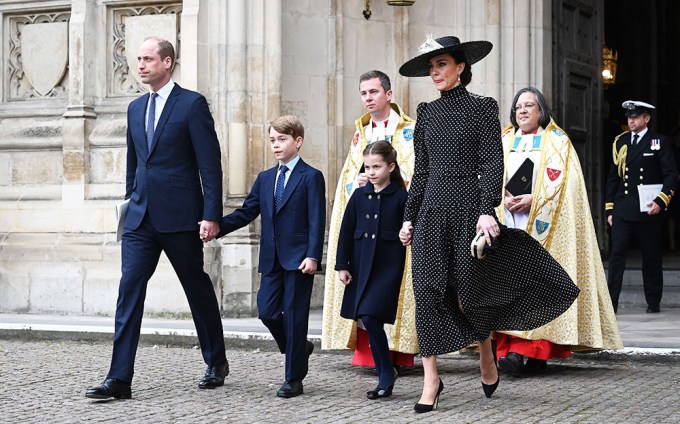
[360,315,394,388]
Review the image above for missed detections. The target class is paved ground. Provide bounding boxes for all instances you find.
[0,339,678,423]
[1,308,680,423]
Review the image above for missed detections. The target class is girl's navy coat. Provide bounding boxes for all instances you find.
[335,181,407,324]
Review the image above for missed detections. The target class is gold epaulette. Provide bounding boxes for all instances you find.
[612,131,630,177]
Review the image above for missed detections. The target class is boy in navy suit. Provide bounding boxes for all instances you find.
[218,115,326,397]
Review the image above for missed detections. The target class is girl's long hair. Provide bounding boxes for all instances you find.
[363,140,405,188]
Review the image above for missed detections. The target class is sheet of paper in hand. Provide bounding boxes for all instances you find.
[116,199,130,242]
[505,158,534,196]
[637,184,663,212]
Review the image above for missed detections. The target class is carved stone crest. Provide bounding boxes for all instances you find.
[21,22,69,96]
[7,12,70,100]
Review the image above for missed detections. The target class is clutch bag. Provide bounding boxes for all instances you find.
[471,230,489,259]
[470,229,503,259]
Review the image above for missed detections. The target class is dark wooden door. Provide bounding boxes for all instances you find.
[553,0,605,243]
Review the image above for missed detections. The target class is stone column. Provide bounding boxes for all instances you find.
[486,0,502,102]
[500,0,517,115]
[393,6,410,112]
[181,0,200,91]
[497,0,551,113]
[62,0,97,207]
[227,0,248,197]
[218,0,261,317]
[328,2,343,199]
[264,0,282,125]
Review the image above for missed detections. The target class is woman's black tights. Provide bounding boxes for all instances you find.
[360,315,394,388]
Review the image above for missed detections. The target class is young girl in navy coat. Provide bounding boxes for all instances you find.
[336,140,408,399]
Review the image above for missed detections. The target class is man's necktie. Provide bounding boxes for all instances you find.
[275,165,288,210]
[632,134,639,146]
[147,92,158,151]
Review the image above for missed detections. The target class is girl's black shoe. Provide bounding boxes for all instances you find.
[367,384,393,399]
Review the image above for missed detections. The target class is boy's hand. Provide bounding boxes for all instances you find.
[198,220,220,242]
[298,258,318,274]
[338,270,352,285]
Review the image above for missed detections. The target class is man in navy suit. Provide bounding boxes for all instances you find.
[218,115,325,398]
[606,100,678,313]
[86,37,228,400]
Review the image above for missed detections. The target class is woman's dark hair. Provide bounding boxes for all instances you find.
[450,49,472,86]
[363,140,405,188]
[509,87,552,129]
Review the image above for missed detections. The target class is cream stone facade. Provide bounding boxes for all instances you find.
[0,0,552,317]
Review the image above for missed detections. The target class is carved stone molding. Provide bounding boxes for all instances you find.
[109,3,182,96]
[7,11,71,100]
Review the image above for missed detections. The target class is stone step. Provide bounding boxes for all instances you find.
[616,270,680,308]
[605,252,680,308]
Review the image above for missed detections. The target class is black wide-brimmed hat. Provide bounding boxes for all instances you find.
[399,35,493,77]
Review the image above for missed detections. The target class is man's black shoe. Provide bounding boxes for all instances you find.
[85,378,131,400]
[524,358,548,374]
[498,352,524,377]
[646,305,661,313]
[277,380,303,398]
[198,361,229,389]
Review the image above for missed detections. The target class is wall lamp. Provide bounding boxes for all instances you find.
[364,0,416,20]
[602,45,617,85]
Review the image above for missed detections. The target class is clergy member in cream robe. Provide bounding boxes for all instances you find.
[322,70,419,365]
[495,87,622,377]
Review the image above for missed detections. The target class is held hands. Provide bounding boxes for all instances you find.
[504,193,533,214]
[476,214,500,246]
[357,173,368,187]
[399,221,414,246]
[338,270,352,286]
[298,258,318,275]
[198,220,220,242]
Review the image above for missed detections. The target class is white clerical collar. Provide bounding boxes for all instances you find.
[365,107,399,141]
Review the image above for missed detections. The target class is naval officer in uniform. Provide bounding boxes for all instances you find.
[605,100,678,313]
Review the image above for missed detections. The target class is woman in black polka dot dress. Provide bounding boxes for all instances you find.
[398,35,579,413]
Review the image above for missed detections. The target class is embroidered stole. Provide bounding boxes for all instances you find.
[498,119,571,250]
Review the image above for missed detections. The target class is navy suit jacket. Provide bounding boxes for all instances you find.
[218,159,326,273]
[124,84,223,232]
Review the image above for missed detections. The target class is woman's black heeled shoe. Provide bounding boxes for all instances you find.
[414,378,444,413]
[482,376,499,398]
[366,384,393,400]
